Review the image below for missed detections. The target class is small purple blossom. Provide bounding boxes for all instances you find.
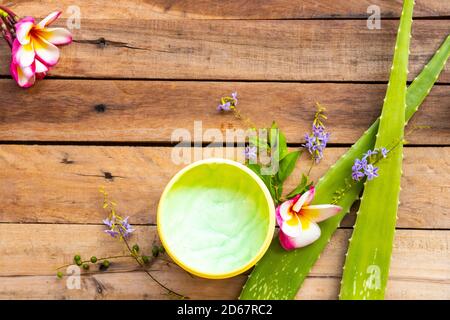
[312,125,330,143]
[103,217,113,228]
[351,158,368,181]
[352,158,368,172]
[217,101,232,111]
[364,164,379,180]
[303,124,330,163]
[103,215,134,238]
[244,145,257,161]
[121,217,135,236]
[217,92,238,111]
[363,149,378,160]
[105,229,119,237]
[352,149,383,182]
[352,169,365,181]
[303,134,314,149]
[231,92,238,105]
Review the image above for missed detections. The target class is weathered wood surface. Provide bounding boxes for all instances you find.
[0,0,448,300]
[0,80,448,144]
[5,0,450,20]
[0,20,449,81]
[0,146,448,229]
[0,225,448,299]
[1,273,447,300]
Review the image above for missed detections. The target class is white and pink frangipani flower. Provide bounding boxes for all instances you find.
[10,40,50,88]
[276,187,342,250]
[11,11,72,87]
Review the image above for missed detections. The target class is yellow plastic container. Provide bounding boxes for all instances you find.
[157,158,275,279]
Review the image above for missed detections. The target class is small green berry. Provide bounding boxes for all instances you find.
[142,255,150,264]
[90,256,97,263]
[152,245,159,257]
[56,271,63,279]
[132,244,140,253]
[74,255,81,262]
[82,263,89,270]
[103,260,110,268]
[76,259,82,266]
[159,245,165,254]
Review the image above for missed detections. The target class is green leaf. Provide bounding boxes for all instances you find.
[270,121,278,130]
[286,174,312,199]
[249,134,269,151]
[247,163,268,186]
[268,178,279,203]
[274,180,283,205]
[267,122,288,159]
[267,122,278,146]
[340,0,413,300]
[277,151,300,184]
[240,32,450,300]
[278,130,288,160]
[247,163,277,201]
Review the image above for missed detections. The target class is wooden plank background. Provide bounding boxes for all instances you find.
[0,0,448,300]
[0,81,448,144]
[4,0,450,19]
[1,20,449,81]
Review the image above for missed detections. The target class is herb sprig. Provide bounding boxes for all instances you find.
[218,95,329,205]
[56,188,187,299]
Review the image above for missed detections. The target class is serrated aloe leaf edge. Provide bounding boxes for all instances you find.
[239,23,450,300]
[339,0,413,300]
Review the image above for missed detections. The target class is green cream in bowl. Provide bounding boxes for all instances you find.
[157,158,275,279]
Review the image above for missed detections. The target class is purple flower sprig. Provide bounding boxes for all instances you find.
[217,91,258,134]
[99,188,185,298]
[303,124,331,164]
[103,216,134,238]
[101,188,135,239]
[244,145,257,161]
[351,147,388,182]
[217,91,238,111]
[56,188,186,299]
[303,104,331,164]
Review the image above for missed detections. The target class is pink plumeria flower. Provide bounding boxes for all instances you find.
[10,40,50,88]
[276,187,342,250]
[11,11,72,87]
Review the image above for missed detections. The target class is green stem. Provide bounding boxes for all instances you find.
[55,255,133,270]
[307,158,315,176]
[120,231,186,299]
[0,5,17,22]
[233,108,257,130]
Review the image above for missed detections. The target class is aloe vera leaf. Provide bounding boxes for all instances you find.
[339,0,414,300]
[240,34,450,300]
[406,34,450,123]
